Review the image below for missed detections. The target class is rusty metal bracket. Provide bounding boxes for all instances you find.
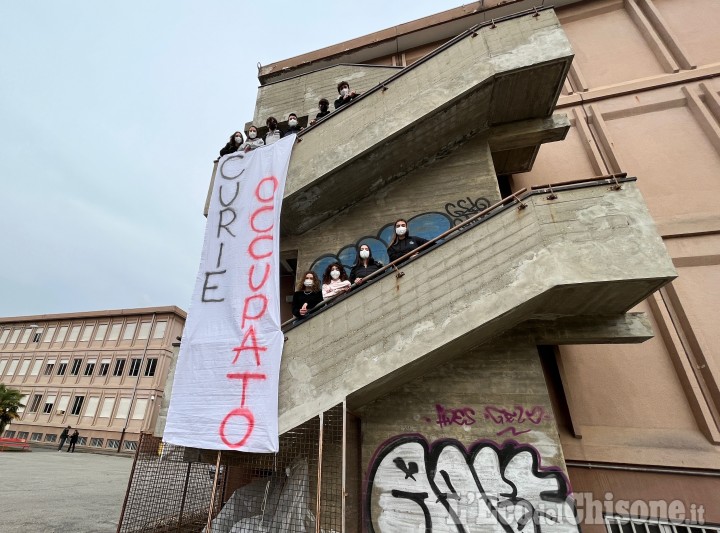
[608,174,623,191]
[513,193,528,210]
[391,263,405,278]
[532,7,540,17]
[546,183,558,200]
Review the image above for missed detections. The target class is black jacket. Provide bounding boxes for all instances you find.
[219,142,241,157]
[387,235,429,263]
[284,125,302,136]
[315,109,331,120]
[350,260,383,281]
[334,93,359,110]
[292,290,323,318]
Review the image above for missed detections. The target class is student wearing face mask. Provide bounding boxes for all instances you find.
[334,81,360,110]
[242,126,265,152]
[350,243,384,284]
[264,116,283,146]
[219,131,244,157]
[387,218,430,263]
[285,113,303,135]
[292,271,323,319]
[322,262,352,298]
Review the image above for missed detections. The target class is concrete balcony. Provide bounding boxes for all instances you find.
[277,178,677,433]
[280,8,573,235]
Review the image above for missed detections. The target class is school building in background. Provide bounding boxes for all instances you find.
[0,306,185,452]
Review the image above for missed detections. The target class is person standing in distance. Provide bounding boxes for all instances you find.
[264,116,283,146]
[67,429,79,453]
[292,271,323,319]
[58,426,71,451]
[334,80,360,110]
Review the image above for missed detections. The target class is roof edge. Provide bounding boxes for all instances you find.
[0,305,188,324]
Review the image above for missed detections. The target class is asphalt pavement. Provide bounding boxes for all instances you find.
[0,446,133,533]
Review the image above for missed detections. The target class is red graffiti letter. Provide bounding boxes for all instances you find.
[248,234,273,260]
[232,325,267,366]
[219,372,267,448]
[249,205,274,233]
[255,176,278,203]
[248,262,271,292]
[241,294,268,328]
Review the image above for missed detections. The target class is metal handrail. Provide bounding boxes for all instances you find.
[282,173,632,330]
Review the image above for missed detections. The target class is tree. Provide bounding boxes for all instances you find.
[0,384,25,436]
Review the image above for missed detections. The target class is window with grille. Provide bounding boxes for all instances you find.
[124,440,138,451]
[144,358,157,377]
[107,439,120,449]
[77,436,87,446]
[32,330,42,342]
[605,516,719,533]
[70,396,85,416]
[84,362,96,376]
[4,430,16,438]
[99,362,109,376]
[28,394,43,412]
[128,358,141,376]
[44,434,57,443]
[30,432,43,441]
[70,359,82,376]
[91,438,104,447]
[44,363,54,375]
[57,362,67,376]
[17,431,29,440]
[114,359,126,376]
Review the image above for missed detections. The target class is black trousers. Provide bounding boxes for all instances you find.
[58,437,67,450]
[67,441,76,452]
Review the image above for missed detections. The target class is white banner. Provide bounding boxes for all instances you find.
[164,135,295,452]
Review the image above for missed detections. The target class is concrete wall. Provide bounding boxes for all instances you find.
[507,0,720,473]
[360,335,577,532]
[252,64,400,126]
[281,134,500,280]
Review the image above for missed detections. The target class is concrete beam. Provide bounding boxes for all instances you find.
[488,114,570,152]
[520,312,654,345]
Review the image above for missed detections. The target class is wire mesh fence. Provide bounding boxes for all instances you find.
[118,403,356,533]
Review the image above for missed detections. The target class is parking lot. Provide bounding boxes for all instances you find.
[0,446,133,533]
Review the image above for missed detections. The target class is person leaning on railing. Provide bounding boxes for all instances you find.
[219,131,244,157]
[334,80,360,110]
[321,262,351,298]
[242,125,265,152]
[264,116,283,146]
[292,271,323,319]
[350,243,383,285]
[387,218,429,263]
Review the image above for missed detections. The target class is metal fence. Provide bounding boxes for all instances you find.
[605,516,720,533]
[117,404,356,533]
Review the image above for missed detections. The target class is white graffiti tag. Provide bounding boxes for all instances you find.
[367,437,578,533]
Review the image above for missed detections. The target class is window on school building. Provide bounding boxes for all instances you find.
[90,437,104,447]
[17,431,29,440]
[80,324,93,341]
[0,329,9,345]
[43,395,56,414]
[44,361,55,375]
[70,396,85,416]
[84,360,96,376]
[152,321,167,339]
[42,327,55,343]
[144,358,158,377]
[99,359,110,376]
[108,323,122,341]
[30,432,43,442]
[84,397,100,418]
[94,324,108,341]
[128,358,142,377]
[137,322,152,340]
[32,329,43,342]
[30,359,43,376]
[44,434,57,443]
[55,326,68,343]
[17,360,30,376]
[70,359,82,376]
[9,329,21,344]
[107,439,120,449]
[122,323,137,341]
[57,361,68,376]
[28,394,43,413]
[20,328,32,344]
[113,359,126,376]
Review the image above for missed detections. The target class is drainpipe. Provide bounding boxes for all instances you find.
[118,313,156,453]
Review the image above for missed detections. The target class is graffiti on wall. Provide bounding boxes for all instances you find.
[444,197,492,225]
[367,436,577,533]
[432,404,552,437]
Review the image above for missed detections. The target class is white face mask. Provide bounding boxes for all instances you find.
[341,88,349,97]
[234,136,242,143]
[330,270,341,280]
[359,250,370,259]
[288,119,298,127]
[248,131,257,139]
[303,278,313,287]
[395,226,407,236]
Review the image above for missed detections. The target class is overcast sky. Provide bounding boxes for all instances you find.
[0,1,465,317]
